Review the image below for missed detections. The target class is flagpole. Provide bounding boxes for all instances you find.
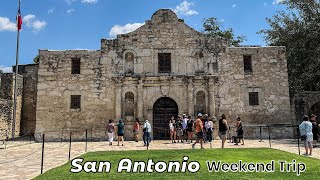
[12,0,21,139]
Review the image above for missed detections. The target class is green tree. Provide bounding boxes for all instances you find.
[33,55,40,63]
[259,0,320,95]
[203,17,246,47]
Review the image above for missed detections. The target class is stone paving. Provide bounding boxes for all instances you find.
[0,139,319,180]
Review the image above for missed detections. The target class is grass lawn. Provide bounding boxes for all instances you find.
[34,148,320,180]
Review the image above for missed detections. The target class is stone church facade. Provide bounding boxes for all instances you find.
[28,9,292,140]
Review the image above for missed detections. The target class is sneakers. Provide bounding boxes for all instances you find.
[303,153,309,156]
[192,144,195,149]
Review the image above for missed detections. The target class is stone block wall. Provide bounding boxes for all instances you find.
[216,47,293,138]
[0,99,12,139]
[0,73,23,139]
[13,64,39,135]
[34,9,293,140]
[35,50,116,141]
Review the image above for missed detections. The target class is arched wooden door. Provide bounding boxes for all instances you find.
[153,97,178,139]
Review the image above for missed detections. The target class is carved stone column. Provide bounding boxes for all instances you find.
[137,79,144,118]
[115,83,122,118]
[187,79,194,116]
[208,78,215,117]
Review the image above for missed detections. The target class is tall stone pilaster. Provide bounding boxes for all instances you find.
[137,80,144,118]
[208,78,215,117]
[187,79,194,116]
[115,83,122,118]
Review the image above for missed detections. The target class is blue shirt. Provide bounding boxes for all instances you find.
[299,121,313,141]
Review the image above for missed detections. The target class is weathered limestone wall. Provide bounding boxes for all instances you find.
[0,73,23,139]
[35,50,115,141]
[0,99,12,139]
[100,9,223,140]
[34,9,293,140]
[217,47,293,138]
[13,64,39,135]
[102,9,227,77]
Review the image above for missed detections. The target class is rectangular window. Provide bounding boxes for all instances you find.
[249,92,259,106]
[243,55,252,73]
[70,95,81,109]
[71,58,81,74]
[158,53,171,73]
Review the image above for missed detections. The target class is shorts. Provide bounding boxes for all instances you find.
[219,131,226,139]
[118,133,124,136]
[304,140,313,148]
[196,132,203,138]
[177,129,183,136]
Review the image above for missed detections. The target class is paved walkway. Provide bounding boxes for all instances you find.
[0,139,319,180]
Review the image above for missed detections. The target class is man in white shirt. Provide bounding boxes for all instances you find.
[205,118,213,142]
[182,114,188,142]
[143,120,152,146]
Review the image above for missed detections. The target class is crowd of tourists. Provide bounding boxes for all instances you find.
[299,114,320,156]
[105,113,245,149]
[106,118,152,146]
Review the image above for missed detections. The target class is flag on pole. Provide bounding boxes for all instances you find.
[17,0,22,31]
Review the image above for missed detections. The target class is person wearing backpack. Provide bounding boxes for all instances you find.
[107,119,115,146]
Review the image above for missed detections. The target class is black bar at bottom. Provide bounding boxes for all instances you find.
[85,129,88,152]
[41,134,45,174]
[68,132,72,161]
[297,126,301,155]
[268,126,271,148]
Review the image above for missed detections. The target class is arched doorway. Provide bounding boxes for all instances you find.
[153,97,178,139]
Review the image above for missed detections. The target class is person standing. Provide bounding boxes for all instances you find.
[299,115,313,156]
[169,119,175,143]
[182,114,188,142]
[176,116,183,143]
[143,120,152,146]
[116,119,125,146]
[187,115,194,143]
[235,117,244,145]
[219,114,228,148]
[133,118,140,142]
[205,117,213,143]
[192,113,204,149]
[202,114,209,142]
[310,114,318,148]
[107,119,115,146]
